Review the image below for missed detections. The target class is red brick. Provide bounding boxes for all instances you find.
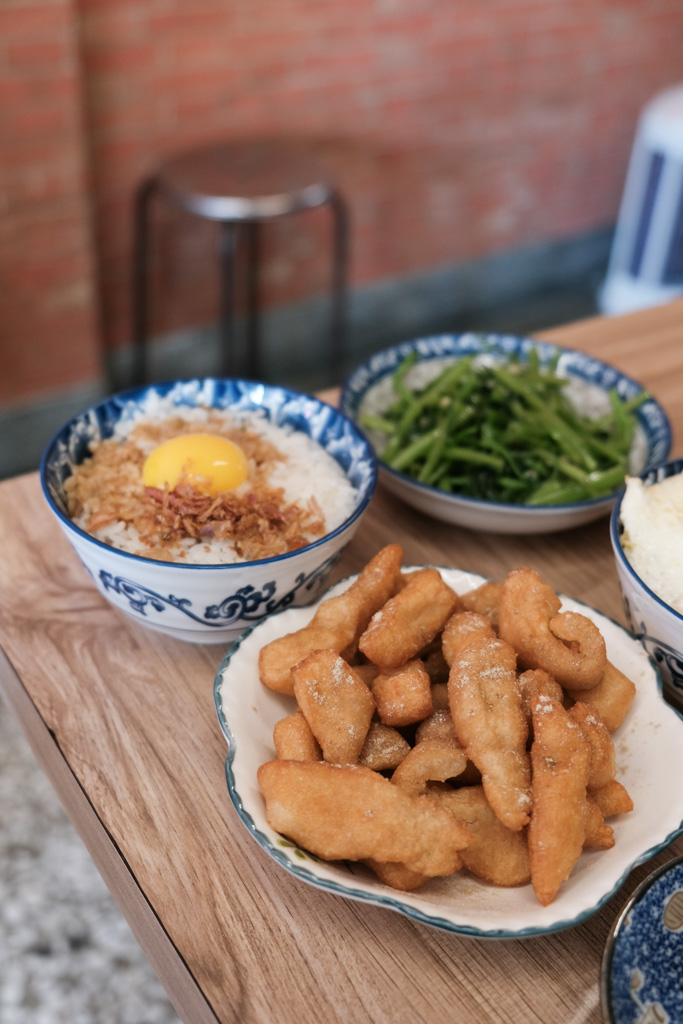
[4,0,683,403]
[0,5,69,40]
[7,39,74,70]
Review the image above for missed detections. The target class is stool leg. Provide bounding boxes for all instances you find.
[244,221,261,380]
[218,222,238,377]
[131,177,158,388]
[329,189,349,384]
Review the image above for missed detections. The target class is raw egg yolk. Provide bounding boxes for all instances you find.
[142,434,249,496]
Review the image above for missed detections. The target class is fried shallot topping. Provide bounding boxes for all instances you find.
[136,481,325,561]
[66,413,333,562]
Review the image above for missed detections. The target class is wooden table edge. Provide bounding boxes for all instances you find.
[0,643,220,1024]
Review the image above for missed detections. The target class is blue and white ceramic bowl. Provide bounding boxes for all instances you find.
[340,333,671,534]
[41,379,377,644]
[602,854,683,1023]
[611,458,683,711]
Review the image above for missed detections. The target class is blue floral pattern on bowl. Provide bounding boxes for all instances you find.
[602,855,683,1023]
[97,549,344,626]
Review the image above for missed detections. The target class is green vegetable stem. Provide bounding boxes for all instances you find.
[360,350,648,506]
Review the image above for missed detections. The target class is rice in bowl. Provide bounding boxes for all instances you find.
[64,398,358,565]
[41,379,376,643]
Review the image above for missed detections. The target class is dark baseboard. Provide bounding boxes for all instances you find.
[0,226,611,480]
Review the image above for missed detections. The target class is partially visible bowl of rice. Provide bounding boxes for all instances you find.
[41,378,377,644]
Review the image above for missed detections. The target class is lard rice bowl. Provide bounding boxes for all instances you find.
[64,396,357,566]
[41,379,377,643]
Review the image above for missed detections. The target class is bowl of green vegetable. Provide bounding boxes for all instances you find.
[339,333,671,534]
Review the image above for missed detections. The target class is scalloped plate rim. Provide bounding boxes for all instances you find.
[214,566,683,939]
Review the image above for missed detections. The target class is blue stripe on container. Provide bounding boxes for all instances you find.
[630,151,664,277]
[663,169,683,285]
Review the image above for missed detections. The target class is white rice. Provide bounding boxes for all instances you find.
[620,473,683,614]
[75,397,357,564]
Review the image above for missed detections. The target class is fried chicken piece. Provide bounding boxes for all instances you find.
[546,611,608,691]
[391,741,469,797]
[592,778,634,818]
[460,581,502,631]
[441,611,496,668]
[352,662,379,688]
[430,682,450,711]
[448,636,531,831]
[518,669,564,722]
[565,661,636,732]
[359,568,461,669]
[358,722,411,771]
[584,774,634,847]
[518,668,565,742]
[415,708,460,746]
[371,659,433,727]
[569,702,616,791]
[363,859,428,892]
[429,783,531,887]
[498,567,606,691]
[273,710,322,762]
[421,646,450,685]
[313,543,404,661]
[292,649,375,765]
[258,543,403,694]
[415,710,481,785]
[257,760,473,877]
[528,693,591,906]
[258,624,345,696]
[583,797,615,849]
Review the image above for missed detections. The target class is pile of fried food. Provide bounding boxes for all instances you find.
[256,545,636,906]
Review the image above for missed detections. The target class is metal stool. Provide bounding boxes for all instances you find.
[131,138,349,386]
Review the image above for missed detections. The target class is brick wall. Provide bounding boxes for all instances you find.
[0,0,101,403]
[2,0,683,404]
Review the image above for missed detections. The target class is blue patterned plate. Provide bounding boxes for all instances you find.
[214,566,683,938]
[602,855,683,1022]
[340,334,671,534]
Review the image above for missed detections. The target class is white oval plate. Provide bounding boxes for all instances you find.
[214,567,683,938]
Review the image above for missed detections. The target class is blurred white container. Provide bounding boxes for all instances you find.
[610,458,683,712]
[600,84,683,315]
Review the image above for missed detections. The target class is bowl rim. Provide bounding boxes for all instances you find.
[339,332,672,516]
[610,456,683,625]
[378,461,620,516]
[600,851,683,1024]
[40,376,378,572]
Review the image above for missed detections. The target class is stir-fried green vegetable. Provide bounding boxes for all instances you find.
[360,349,649,506]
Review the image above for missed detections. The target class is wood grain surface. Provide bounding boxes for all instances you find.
[1,298,683,1024]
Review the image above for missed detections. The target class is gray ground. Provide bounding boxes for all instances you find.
[0,695,181,1024]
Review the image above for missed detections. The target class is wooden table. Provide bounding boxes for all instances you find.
[1,298,682,1024]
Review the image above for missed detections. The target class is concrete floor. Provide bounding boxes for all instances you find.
[0,695,180,1024]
